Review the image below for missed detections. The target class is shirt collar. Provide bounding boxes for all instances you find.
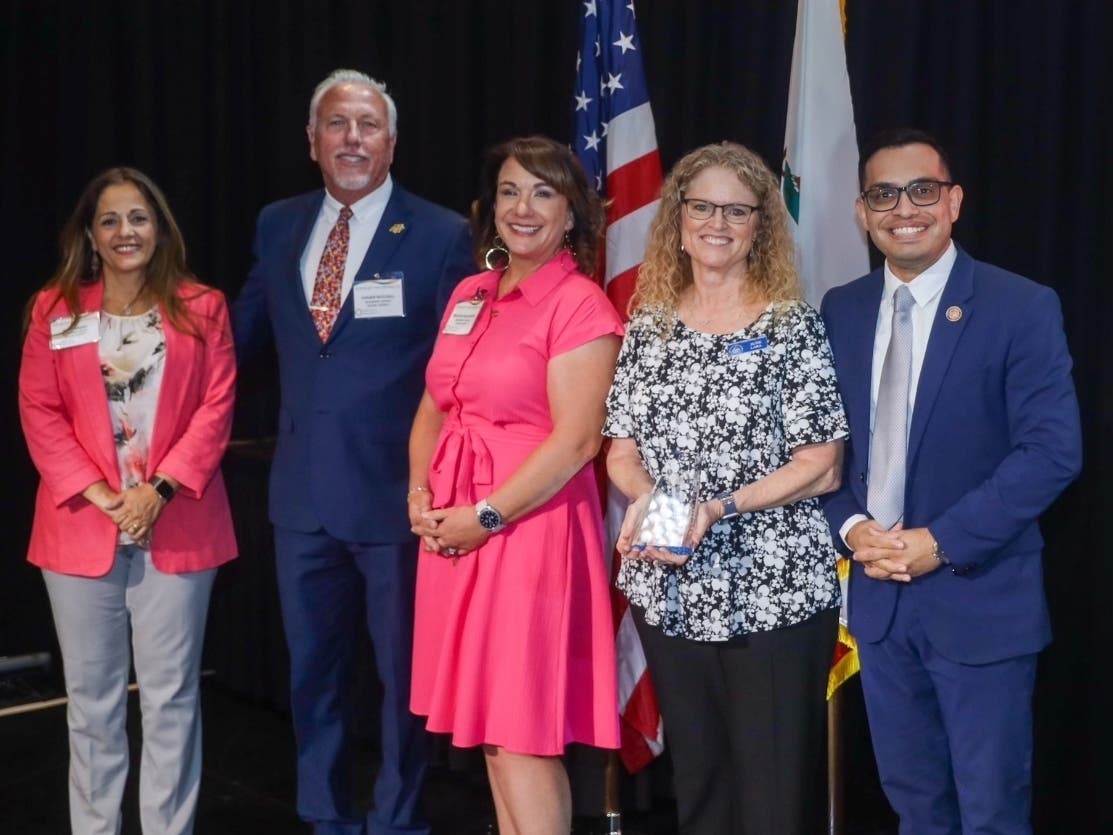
[882,240,956,307]
[322,173,393,221]
[502,249,580,306]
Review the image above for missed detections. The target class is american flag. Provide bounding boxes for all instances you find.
[573,0,665,773]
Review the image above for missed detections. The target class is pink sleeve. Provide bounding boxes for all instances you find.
[17,292,107,505]
[153,290,237,498]
[548,279,625,357]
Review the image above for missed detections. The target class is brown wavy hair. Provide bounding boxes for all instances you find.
[631,141,800,317]
[470,135,605,275]
[29,166,206,337]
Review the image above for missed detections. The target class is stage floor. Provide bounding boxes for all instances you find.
[0,677,682,834]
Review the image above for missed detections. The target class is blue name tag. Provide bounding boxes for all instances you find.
[726,336,769,356]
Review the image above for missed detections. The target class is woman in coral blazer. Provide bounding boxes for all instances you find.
[18,167,236,835]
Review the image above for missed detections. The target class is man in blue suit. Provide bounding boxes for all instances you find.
[233,69,473,835]
[821,129,1081,834]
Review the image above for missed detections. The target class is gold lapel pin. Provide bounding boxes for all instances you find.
[945,305,963,322]
[389,223,406,234]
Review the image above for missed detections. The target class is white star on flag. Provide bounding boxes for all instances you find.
[613,32,636,53]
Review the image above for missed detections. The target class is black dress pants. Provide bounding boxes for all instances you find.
[634,606,838,835]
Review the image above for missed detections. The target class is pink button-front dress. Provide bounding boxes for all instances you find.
[410,250,623,755]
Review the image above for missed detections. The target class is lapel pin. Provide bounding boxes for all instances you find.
[945,305,963,322]
[389,223,406,234]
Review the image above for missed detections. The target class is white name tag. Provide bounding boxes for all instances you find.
[443,299,485,335]
[50,311,100,350]
[353,272,405,318]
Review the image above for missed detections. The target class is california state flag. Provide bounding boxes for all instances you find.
[782,0,870,308]
[781,0,868,695]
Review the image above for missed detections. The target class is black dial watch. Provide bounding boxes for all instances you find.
[149,476,176,503]
[476,499,505,532]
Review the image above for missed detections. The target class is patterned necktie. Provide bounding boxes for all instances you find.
[309,205,353,341]
[867,284,915,529]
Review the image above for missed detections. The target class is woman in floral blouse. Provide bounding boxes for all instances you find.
[604,142,848,835]
[19,167,236,834]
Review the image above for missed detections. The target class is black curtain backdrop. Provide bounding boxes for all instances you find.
[3,2,1110,831]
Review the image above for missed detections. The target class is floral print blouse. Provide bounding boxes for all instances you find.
[603,301,848,641]
[100,309,166,545]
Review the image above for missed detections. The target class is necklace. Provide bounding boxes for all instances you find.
[684,305,744,327]
[105,283,148,316]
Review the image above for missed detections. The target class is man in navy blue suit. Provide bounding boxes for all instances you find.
[821,129,1081,834]
[233,69,473,835]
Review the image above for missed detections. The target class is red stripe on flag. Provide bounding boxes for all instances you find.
[605,266,639,321]
[606,151,664,224]
[622,671,661,740]
[619,715,658,773]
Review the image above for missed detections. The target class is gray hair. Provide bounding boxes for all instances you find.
[307,69,398,136]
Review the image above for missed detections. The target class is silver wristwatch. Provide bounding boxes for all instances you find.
[476,498,505,532]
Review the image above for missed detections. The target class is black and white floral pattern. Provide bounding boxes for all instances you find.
[604,301,848,641]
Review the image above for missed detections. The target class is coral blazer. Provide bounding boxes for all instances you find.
[19,280,238,577]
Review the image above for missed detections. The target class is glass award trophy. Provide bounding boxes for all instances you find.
[633,451,702,557]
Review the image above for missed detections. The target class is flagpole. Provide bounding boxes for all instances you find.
[604,751,622,833]
[827,688,845,835]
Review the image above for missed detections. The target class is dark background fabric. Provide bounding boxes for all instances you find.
[3,2,1109,830]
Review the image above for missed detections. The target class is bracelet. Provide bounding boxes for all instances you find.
[407,486,430,497]
[931,539,950,565]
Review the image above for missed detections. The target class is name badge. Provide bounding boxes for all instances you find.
[726,335,769,356]
[352,272,405,318]
[50,311,100,350]
[443,299,485,335]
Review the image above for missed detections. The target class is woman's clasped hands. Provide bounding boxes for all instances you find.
[407,488,489,558]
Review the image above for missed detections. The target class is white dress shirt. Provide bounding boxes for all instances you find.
[839,241,958,543]
[300,175,394,305]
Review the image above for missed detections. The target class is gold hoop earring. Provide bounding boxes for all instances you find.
[484,235,510,271]
[89,248,101,276]
[563,231,576,258]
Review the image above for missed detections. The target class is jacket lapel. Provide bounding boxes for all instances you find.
[69,283,120,485]
[289,192,326,342]
[149,295,189,475]
[907,249,975,463]
[327,188,412,340]
[845,271,885,452]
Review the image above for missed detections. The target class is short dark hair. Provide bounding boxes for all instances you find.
[858,128,955,189]
[470,135,605,275]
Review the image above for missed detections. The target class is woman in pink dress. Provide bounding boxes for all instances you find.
[408,136,622,834]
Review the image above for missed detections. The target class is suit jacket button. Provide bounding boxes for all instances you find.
[319,350,331,359]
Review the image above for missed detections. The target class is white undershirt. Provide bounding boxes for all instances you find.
[300,175,393,305]
[839,241,957,543]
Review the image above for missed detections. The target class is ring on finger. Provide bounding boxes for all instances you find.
[445,547,458,556]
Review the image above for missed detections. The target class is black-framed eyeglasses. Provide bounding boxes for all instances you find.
[680,198,759,224]
[860,179,954,212]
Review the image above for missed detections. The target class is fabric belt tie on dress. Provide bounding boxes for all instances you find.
[429,420,495,508]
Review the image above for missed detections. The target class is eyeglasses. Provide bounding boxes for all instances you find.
[860,179,954,212]
[680,198,759,224]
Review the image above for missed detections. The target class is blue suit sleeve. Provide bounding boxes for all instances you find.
[231,209,275,363]
[435,221,475,315]
[819,291,868,553]
[930,288,1082,567]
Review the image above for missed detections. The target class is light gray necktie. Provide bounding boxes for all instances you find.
[868,285,915,529]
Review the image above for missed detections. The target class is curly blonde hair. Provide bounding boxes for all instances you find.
[631,142,800,317]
